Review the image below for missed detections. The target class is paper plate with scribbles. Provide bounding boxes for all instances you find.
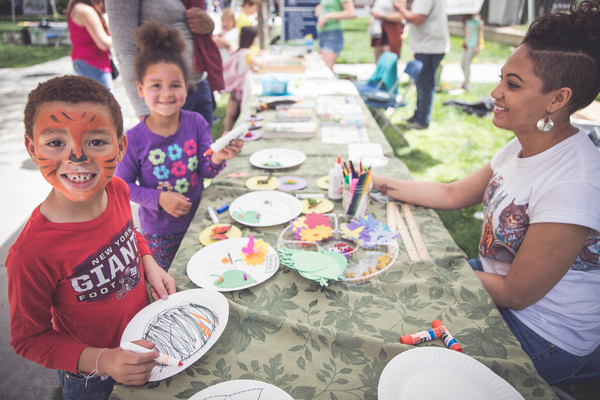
[120,288,228,381]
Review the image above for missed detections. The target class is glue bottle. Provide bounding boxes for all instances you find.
[328,155,344,200]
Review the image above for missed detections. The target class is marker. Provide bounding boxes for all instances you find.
[121,342,183,367]
[203,123,249,156]
[216,204,229,214]
[399,327,443,345]
[432,319,463,352]
[207,207,219,224]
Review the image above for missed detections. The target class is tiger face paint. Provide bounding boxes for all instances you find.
[26,101,126,202]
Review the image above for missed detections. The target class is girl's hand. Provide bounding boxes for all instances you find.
[211,138,244,164]
[142,254,176,300]
[317,14,328,29]
[158,191,192,218]
[99,340,158,386]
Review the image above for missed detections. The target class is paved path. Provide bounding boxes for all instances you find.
[0,55,502,399]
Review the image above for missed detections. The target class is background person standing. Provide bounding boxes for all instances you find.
[394,0,449,130]
[67,0,114,91]
[315,0,355,71]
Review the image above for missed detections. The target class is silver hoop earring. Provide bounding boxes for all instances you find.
[536,113,554,132]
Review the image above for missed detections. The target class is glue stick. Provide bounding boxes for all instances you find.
[399,327,443,345]
[328,155,344,200]
[432,319,463,352]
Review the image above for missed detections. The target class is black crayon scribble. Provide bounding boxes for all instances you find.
[143,302,218,362]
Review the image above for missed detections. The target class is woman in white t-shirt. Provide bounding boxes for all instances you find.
[373,0,600,384]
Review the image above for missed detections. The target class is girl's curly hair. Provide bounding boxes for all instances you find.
[133,19,189,84]
[521,0,600,114]
[23,75,123,138]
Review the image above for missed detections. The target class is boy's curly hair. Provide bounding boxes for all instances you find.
[521,0,600,113]
[133,19,188,84]
[23,75,123,138]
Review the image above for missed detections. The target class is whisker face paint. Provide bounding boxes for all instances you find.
[31,102,124,202]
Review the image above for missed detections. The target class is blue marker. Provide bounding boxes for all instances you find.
[216,204,230,214]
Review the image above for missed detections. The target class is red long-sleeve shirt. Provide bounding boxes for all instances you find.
[6,178,151,373]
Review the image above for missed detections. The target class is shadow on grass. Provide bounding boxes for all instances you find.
[395,147,441,174]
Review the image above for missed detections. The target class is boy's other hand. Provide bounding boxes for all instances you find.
[158,191,192,218]
[211,138,244,164]
[142,254,177,301]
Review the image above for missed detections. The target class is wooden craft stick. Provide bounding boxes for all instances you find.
[387,202,420,261]
[386,201,397,231]
[401,203,430,261]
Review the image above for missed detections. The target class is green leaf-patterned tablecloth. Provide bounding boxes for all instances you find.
[114,73,556,400]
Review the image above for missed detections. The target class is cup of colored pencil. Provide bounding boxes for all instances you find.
[342,160,372,218]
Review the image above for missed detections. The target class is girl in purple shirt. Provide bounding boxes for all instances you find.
[116,20,243,270]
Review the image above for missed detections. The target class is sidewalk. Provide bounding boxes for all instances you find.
[0,55,502,399]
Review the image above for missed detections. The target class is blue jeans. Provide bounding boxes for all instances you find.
[468,258,590,384]
[72,59,113,93]
[58,370,116,400]
[412,53,445,126]
[318,30,344,55]
[183,79,213,127]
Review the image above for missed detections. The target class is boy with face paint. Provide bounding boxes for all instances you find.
[6,75,177,399]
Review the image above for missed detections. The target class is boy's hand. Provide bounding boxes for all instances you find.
[158,191,192,217]
[101,340,157,386]
[211,138,244,165]
[142,254,176,301]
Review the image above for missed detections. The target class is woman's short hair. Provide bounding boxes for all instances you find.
[521,0,600,114]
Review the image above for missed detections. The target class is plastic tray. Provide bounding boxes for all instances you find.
[277,214,399,284]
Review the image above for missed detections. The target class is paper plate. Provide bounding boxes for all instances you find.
[187,237,279,291]
[120,289,229,382]
[230,190,303,227]
[249,148,306,169]
[198,223,242,246]
[243,130,262,141]
[189,379,293,400]
[248,122,263,130]
[246,176,280,190]
[378,347,525,400]
[301,198,335,214]
[316,175,329,190]
[278,176,307,192]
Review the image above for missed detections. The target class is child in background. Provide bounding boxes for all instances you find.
[213,7,239,64]
[223,26,259,131]
[116,20,243,271]
[6,75,176,399]
[460,13,484,90]
[236,0,260,32]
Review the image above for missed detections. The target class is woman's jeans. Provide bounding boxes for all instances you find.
[58,370,116,400]
[413,53,445,126]
[72,59,113,93]
[468,258,590,384]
